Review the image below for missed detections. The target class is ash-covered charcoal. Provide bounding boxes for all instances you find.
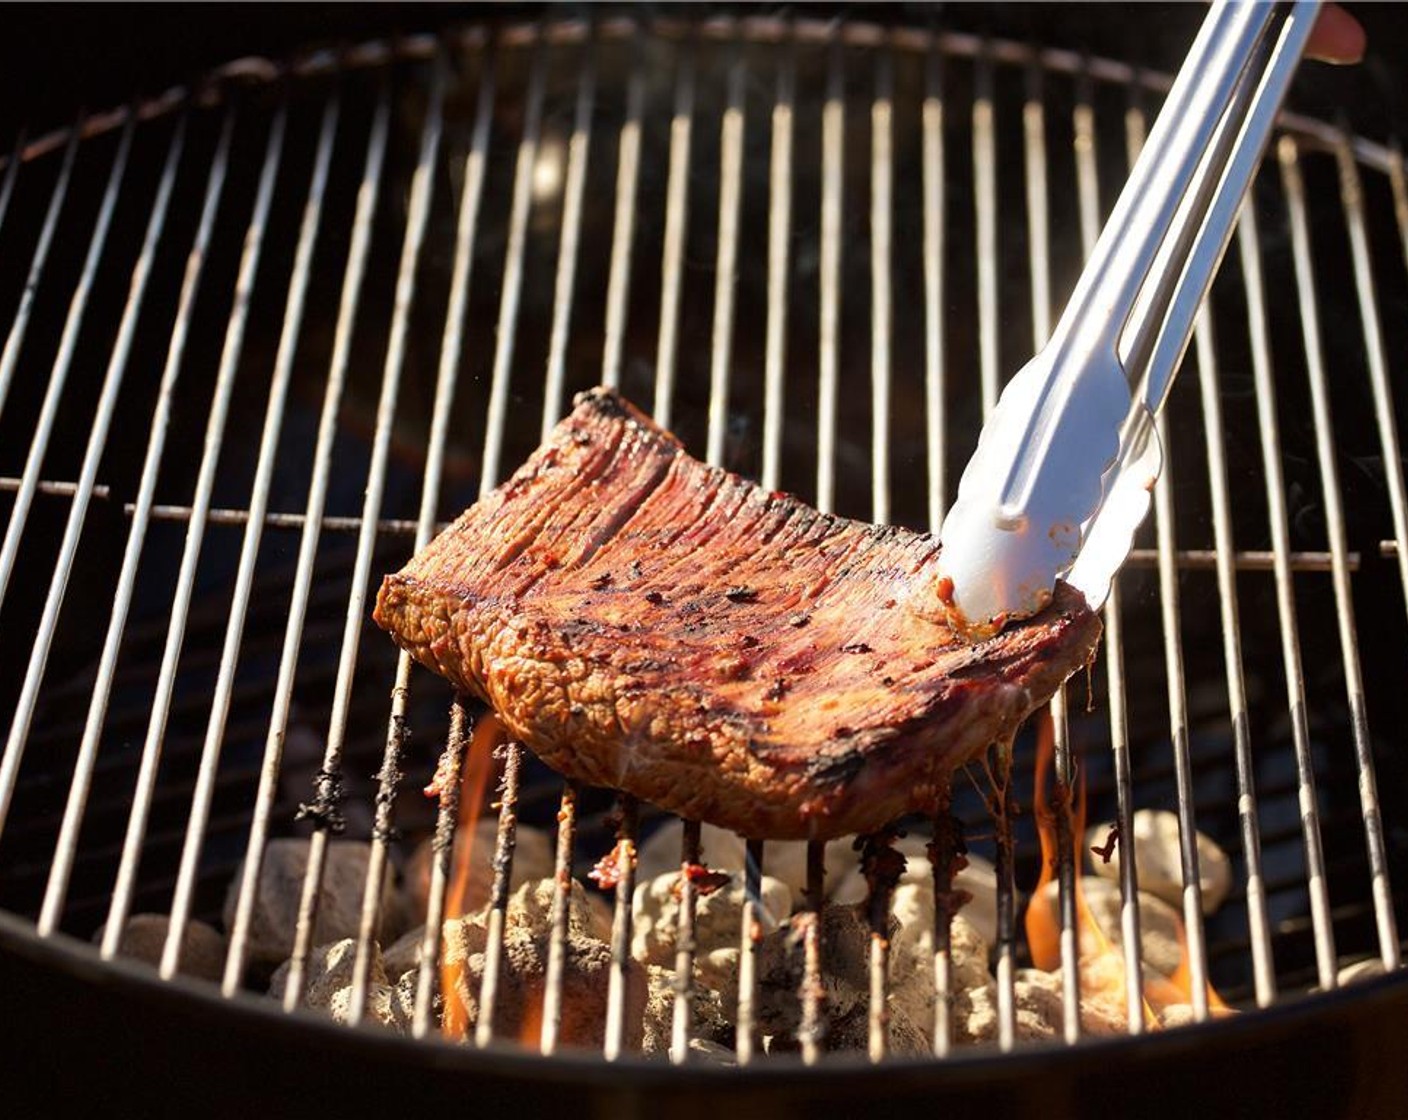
[823,1000,933,1059]
[831,832,998,944]
[1034,878,1185,977]
[92,914,227,983]
[632,870,791,990]
[639,964,736,1057]
[223,839,413,973]
[426,876,634,1048]
[635,821,857,906]
[1337,958,1388,986]
[405,821,554,922]
[389,969,419,1034]
[505,876,613,944]
[1086,810,1232,916]
[743,903,890,1048]
[441,915,646,1050]
[1022,968,1126,1036]
[867,881,995,1052]
[383,924,428,978]
[268,938,400,1031]
[1156,1004,1198,1030]
[1156,1002,1239,1029]
[886,905,994,1042]
[962,968,1125,1043]
[373,388,1102,839]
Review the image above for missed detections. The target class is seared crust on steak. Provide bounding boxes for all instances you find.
[374,389,1101,839]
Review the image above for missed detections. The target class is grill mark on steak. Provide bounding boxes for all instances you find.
[574,451,674,570]
[373,388,1102,840]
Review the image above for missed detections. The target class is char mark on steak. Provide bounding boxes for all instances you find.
[373,388,1101,840]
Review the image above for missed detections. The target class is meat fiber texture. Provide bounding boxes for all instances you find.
[374,388,1101,840]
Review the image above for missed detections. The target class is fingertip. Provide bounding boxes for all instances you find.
[1307,4,1366,65]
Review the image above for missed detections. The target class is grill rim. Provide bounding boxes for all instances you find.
[2,15,1402,178]
[6,908,1408,1091]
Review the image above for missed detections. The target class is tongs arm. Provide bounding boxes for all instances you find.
[937,0,1320,631]
[1131,0,1319,417]
[1068,0,1322,608]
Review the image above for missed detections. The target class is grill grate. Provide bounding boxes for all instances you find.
[0,13,1405,1066]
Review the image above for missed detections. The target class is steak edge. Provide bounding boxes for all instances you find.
[373,388,1101,840]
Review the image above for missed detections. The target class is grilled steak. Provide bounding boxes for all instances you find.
[374,389,1101,839]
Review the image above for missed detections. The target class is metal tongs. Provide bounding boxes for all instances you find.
[937,0,1321,633]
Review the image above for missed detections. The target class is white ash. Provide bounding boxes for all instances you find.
[639,964,735,1056]
[631,870,791,987]
[635,821,854,904]
[505,876,614,944]
[441,910,645,1050]
[426,876,639,1049]
[683,1039,736,1065]
[223,839,413,971]
[886,905,993,1046]
[888,884,993,993]
[759,904,876,1031]
[261,876,621,1043]
[1156,1003,1238,1029]
[389,969,420,1034]
[830,834,998,945]
[1086,810,1232,916]
[1020,967,1127,1036]
[92,913,227,983]
[878,905,994,1055]
[884,896,996,1053]
[1337,957,1388,986]
[268,938,399,1031]
[1157,1003,1198,1030]
[1034,877,1185,977]
[405,821,554,923]
[761,997,932,1059]
[761,903,992,1056]
[431,876,613,961]
[962,969,1126,1043]
[632,853,1000,1056]
[696,947,742,992]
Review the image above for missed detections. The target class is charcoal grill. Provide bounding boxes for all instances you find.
[2,7,1408,1115]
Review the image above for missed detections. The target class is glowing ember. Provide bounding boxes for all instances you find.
[439,713,506,1041]
[588,839,636,891]
[518,995,545,1050]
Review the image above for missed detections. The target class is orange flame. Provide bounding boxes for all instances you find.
[1026,708,1150,1025]
[518,997,545,1050]
[1027,709,1120,968]
[1026,707,1228,1025]
[439,713,504,1041]
[1026,709,1064,971]
[1168,924,1231,1013]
